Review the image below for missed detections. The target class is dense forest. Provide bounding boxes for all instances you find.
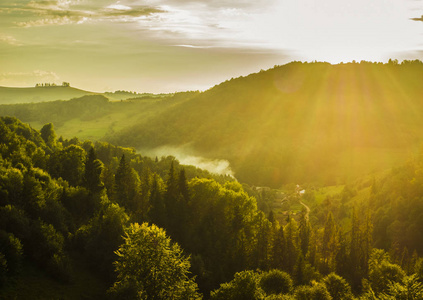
[0,92,197,142]
[2,116,423,299]
[2,61,423,188]
[108,60,423,187]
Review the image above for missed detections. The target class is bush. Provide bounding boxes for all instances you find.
[265,294,295,300]
[260,269,294,295]
[322,273,353,300]
[294,283,332,300]
[211,270,264,300]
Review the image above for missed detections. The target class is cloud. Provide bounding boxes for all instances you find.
[0,0,269,51]
[102,6,162,19]
[0,34,22,46]
[2,0,163,27]
[173,44,216,48]
[146,0,273,10]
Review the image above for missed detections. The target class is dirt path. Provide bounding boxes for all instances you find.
[299,200,310,221]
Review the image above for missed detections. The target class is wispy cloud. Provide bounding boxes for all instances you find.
[0,0,271,51]
[1,0,163,27]
[0,34,22,46]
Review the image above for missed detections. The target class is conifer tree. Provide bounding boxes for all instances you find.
[270,227,285,270]
[349,206,362,291]
[284,215,299,273]
[84,147,104,192]
[321,212,338,274]
[298,208,310,257]
[149,174,165,227]
[115,154,139,211]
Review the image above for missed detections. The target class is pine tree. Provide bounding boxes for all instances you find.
[84,147,104,192]
[149,174,165,227]
[284,215,299,273]
[115,154,139,211]
[272,226,286,270]
[298,208,310,257]
[178,168,189,203]
[349,206,363,291]
[321,212,338,274]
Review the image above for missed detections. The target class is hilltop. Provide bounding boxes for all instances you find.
[2,61,423,187]
[108,60,423,186]
[0,85,96,104]
[0,85,154,104]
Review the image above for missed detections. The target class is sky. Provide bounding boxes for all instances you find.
[1,0,423,93]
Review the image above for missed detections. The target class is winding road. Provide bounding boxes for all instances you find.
[299,200,310,221]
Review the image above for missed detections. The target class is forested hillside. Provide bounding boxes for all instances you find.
[111,61,423,187]
[2,116,423,299]
[3,61,423,187]
[0,92,197,141]
[109,60,423,186]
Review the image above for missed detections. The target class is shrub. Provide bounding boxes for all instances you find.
[260,269,294,295]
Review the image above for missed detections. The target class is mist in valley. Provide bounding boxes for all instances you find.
[139,144,234,177]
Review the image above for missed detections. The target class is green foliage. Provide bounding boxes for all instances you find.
[0,205,30,241]
[265,295,295,300]
[108,223,200,299]
[98,61,423,187]
[0,230,23,276]
[322,273,353,300]
[260,269,294,295]
[48,144,86,186]
[210,270,265,300]
[414,258,423,282]
[40,123,56,149]
[294,283,332,300]
[379,274,423,300]
[114,154,139,212]
[76,197,129,280]
[84,147,104,192]
[368,249,406,295]
[7,114,423,299]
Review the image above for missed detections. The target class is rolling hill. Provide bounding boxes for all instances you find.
[0,85,156,104]
[0,85,96,104]
[2,61,423,187]
[108,61,423,186]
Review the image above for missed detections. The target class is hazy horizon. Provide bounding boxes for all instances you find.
[1,0,423,93]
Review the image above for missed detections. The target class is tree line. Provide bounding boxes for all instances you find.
[1,116,423,299]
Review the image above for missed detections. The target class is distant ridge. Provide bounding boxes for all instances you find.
[0,85,96,104]
[108,60,423,186]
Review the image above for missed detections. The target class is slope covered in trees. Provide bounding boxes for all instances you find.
[2,61,423,187]
[109,60,423,186]
[2,117,423,299]
[0,92,197,141]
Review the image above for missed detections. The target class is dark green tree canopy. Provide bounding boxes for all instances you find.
[108,222,200,299]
